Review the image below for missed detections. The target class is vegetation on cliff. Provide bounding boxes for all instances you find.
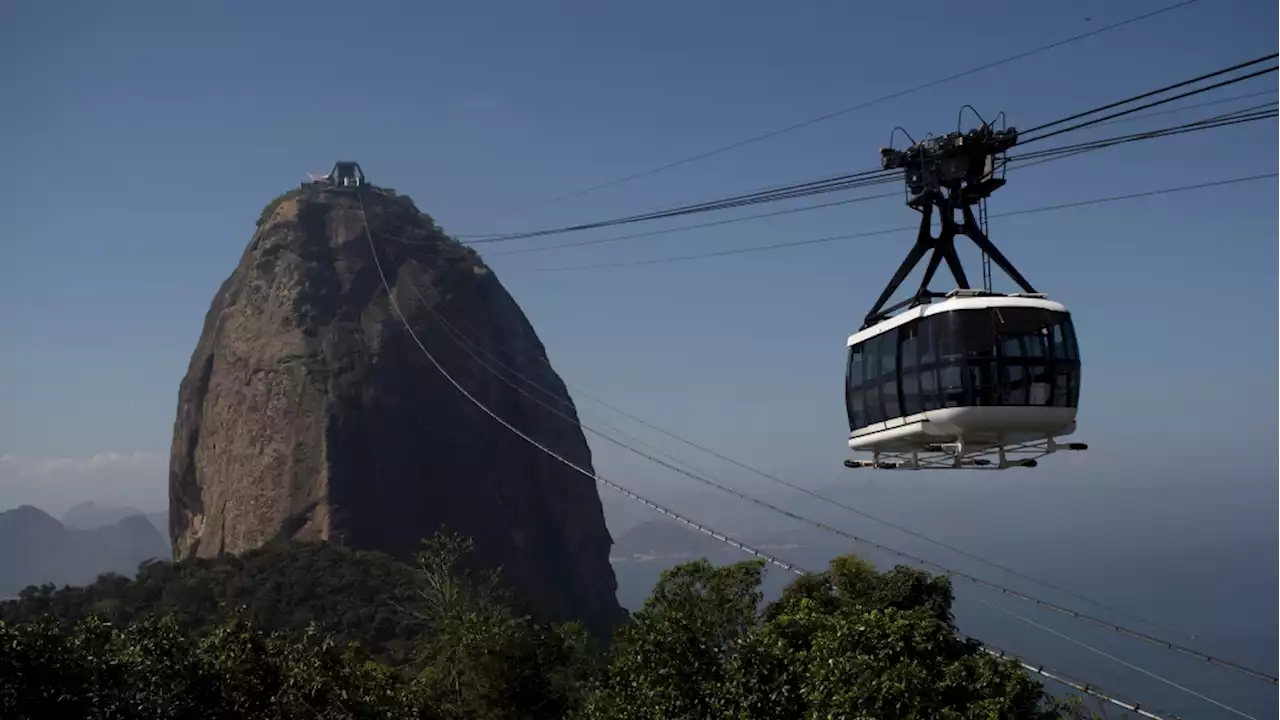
[0,533,1097,719]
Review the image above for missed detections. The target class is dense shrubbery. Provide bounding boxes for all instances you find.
[1,540,429,668]
[0,534,1096,719]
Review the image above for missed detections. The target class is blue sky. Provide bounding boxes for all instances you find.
[0,1,1274,507]
[1,1,1276,714]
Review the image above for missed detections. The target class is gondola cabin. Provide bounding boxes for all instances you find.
[845,290,1084,469]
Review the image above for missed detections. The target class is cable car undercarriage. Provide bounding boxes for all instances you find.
[844,116,1087,471]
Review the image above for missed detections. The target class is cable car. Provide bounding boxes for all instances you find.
[844,121,1086,470]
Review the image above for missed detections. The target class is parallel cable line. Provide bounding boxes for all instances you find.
[462,84,1275,250]
[1066,90,1277,131]
[358,194,804,577]
[491,0,1205,215]
[411,269,1198,644]
[1019,63,1278,144]
[979,598,1257,719]
[533,173,1278,272]
[979,641,1181,720]
[465,169,898,244]
[358,195,1182,719]
[1021,52,1278,135]
[391,209,1280,686]
[482,191,899,257]
[473,109,1275,258]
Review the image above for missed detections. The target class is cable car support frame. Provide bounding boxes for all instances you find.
[846,118,1088,470]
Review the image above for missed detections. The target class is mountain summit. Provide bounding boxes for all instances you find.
[169,166,624,637]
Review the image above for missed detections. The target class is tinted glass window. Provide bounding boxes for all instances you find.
[850,307,1079,421]
[848,346,865,391]
[863,383,884,425]
[849,386,866,428]
[900,323,920,369]
[934,313,965,362]
[918,317,939,364]
[1028,366,1052,405]
[878,328,898,381]
[1051,318,1079,361]
[901,369,922,416]
[882,377,900,419]
[940,365,964,408]
[958,311,998,360]
[862,334,882,386]
[919,367,940,411]
[1003,364,1027,405]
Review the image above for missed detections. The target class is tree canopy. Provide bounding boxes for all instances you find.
[0,532,1098,720]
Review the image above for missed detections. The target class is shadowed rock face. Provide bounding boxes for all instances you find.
[169,184,625,637]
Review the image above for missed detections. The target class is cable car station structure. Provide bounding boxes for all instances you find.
[845,120,1087,470]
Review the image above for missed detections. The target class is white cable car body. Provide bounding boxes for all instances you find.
[845,290,1083,470]
[845,120,1086,470]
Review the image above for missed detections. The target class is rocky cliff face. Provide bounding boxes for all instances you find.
[169,181,625,637]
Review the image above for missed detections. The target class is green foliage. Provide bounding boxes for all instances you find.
[0,540,429,668]
[584,556,1080,720]
[406,529,584,720]
[257,190,295,228]
[0,614,417,720]
[0,535,1102,720]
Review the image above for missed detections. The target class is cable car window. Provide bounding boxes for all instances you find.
[968,361,997,406]
[901,370,921,416]
[1029,366,1051,405]
[882,377,900,418]
[919,367,940,411]
[847,346,865,392]
[959,311,998,360]
[900,322,921,416]
[1003,365,1028,405]
[941,365,964,407]
[918,317,939,365]
[861,334,885,425]
[934,313,965,363]
[1052,367,1072,407]
[900,323,920,369]
[863,380,884,425]
[849,384,866,428]
[1002,334,1024,359]
[1026,327,1048,359]
[879,328,899,381]
[861,335,881,386]
[1051,319,1078,361]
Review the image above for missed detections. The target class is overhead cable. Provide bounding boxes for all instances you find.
[980,598,1258,719]
[478,108,1274,258]
[395,229,1280,688]
[358,197,1183,719]
[489,0,1205,216]
[1020,51,1278,135]
[461,59,1276,249]
[1019,60,1278,144]
[533,172,1277,272]
[407,274,1198,644]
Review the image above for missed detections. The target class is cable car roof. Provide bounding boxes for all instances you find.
[846,292,1070,347]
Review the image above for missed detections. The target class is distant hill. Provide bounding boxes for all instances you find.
[0,505,169,596]
[610,519,734,560]
[145,511,169,543]
[61,500,147,530]
[56,501,170,550]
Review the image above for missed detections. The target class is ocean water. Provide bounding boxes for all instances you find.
[608,469,1277,720]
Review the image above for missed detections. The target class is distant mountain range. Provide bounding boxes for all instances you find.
[62,500,168,540]
[0,504,170,597]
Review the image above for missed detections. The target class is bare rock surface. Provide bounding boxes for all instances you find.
[169,182,624,637]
